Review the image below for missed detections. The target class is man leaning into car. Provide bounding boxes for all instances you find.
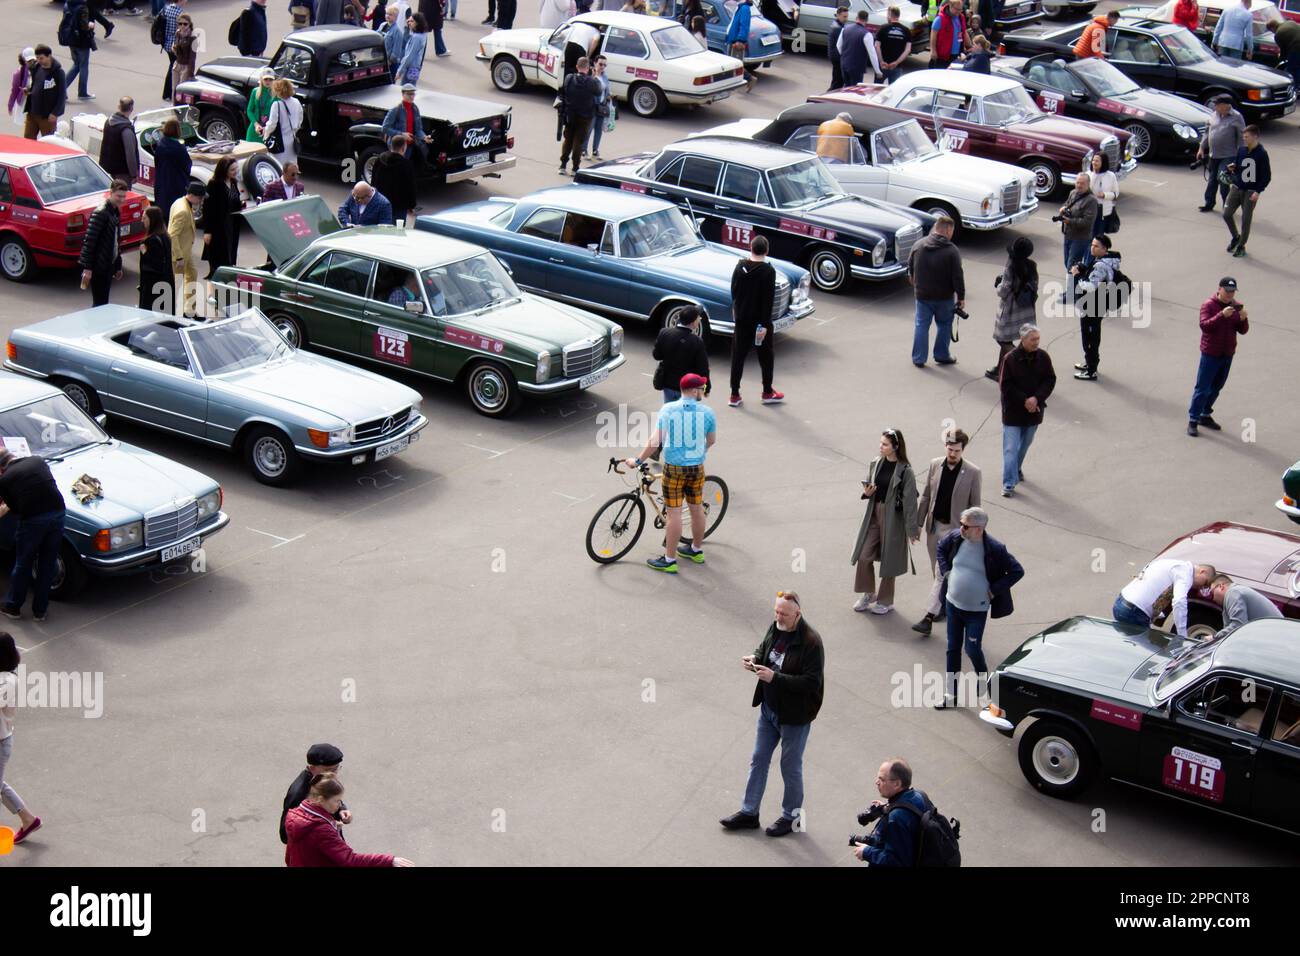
[0,450,67,624]
[1208,574,1282,640]
[1114,559,1216,634]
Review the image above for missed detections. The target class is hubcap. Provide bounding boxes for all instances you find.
[1124,124,1151,159]
[1033,735,1080,786]
[813,254,842,286]
[253,436,287,477]
[1186,622,1218,643]
[64,384,92,412]
[363,155,378,183]
[634,88,658,114]
[254,161,278,187]
[496,63,517,88]
[1031,165,1055,195]
[206,119,235,141]
[1,242,27,277]
[471,369,508,411]
[275,320,299,347]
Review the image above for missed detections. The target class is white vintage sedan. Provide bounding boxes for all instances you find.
[477,10,747,118]
[700,101,1039,232]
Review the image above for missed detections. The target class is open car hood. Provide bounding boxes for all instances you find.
[238,194,343,267]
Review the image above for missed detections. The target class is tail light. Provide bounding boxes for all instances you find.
[694,75,710,86]
[5,341,15,361]
[506,135,514,149]
[67,214,86,232]
[436,152,447,166]
[998,43,1006,54]
[735,67,745,77]
[1285,495,1297,507]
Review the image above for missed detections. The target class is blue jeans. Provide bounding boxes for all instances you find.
[4,509,66,617]
[662,388,681,403]
[1001,423,1037,491]
[65,46,91,98]
[1203,157,1231,208]
[945,600,989,697]
[1112,595,1150,628]
[741,703,811,820]
[586,113,605,154]
[433,28,448,55]
[1063,237,1090,296]
[1188,353,1232,423]
[448,0,458,15]
[881,67,902,83]
[912,298,954,365]
[151,0,166,14]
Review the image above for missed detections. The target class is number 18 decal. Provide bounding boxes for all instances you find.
[374,327,411,365]
[1161,746,1225,804]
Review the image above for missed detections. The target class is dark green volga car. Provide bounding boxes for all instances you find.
[211,196,625,417]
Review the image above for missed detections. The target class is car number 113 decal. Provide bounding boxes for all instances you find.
[721,219,754,249]
[1162,746,1225,804]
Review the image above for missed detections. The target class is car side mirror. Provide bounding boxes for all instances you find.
[693,217,705,233]
[95,413,108,427]
[587,243,600,254]
[1072,90,1089,102]
[404,300,425,314]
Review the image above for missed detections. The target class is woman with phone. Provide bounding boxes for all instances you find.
[850,429,920,616]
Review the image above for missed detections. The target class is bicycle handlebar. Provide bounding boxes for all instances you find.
[608,456,650,477]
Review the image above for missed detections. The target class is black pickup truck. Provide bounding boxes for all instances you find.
[174,25,517,187]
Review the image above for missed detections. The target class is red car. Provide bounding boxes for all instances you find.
[810,69,1137,199]
[1146,521,1300,639]
[0,135,147,283]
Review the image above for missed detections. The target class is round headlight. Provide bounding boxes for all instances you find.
[873,240,886,266]
[610,325,624,355]
[796,274,811,300]
[1174,123,1195,139]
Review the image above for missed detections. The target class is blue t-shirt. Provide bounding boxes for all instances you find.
[657,397,715,467]
[932,13,963,56]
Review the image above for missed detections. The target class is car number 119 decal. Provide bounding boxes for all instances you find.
[1162,746,1225,804]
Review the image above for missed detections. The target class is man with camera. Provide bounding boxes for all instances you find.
[1186,277,1248,437]
[1196,96,1245,213]
[1055,172,1097,302]
[908,215,965,368]
[850,758,930,866]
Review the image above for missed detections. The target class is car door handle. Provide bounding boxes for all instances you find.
[286,292,315,303]
[714,204,731,212]
[1230,739,1258,752]
[649,188,667,196]
[111,365,130,375]
[548,257,564,264]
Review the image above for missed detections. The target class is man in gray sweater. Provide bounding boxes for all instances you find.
[1197,96,1246,212]
[1057,172,1098,302]
[1208,574,1282,639]
[908,215,965,367]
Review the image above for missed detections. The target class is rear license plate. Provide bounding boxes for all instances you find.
[579,368,609,389]
[119,224,132,237]
[761,34,780,45]
[711,90,731,101]
[466,151,489,166]
[161,536,200,563]
[374,435,410,461]
[773,314,795,333]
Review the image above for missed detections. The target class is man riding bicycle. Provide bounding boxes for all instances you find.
[625,373,717,574]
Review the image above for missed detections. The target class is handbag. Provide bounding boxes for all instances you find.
[263,101,284,154]
[1103,209,1121,233]
[604,101,617,133]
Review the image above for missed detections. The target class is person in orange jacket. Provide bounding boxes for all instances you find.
[1172,0,1200,30]
[1073,10,1119,59]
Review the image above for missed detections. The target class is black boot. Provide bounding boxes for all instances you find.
[910,613,934,635]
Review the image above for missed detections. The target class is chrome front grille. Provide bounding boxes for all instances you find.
[895,225,921,264]
[1102,137,1120,169]
[771,281,791,320]
[562,337,609,378]
[1274,85,1292,100]
[354,408,412,443]
[145,499,199,546]
[1001,182,1020,213]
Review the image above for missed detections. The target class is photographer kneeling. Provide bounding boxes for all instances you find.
[850,758,931,866]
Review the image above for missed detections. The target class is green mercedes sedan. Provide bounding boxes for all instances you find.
[211,196,625,417]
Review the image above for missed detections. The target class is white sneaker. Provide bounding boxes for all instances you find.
[867,602,893,615]
[853,594,874,612]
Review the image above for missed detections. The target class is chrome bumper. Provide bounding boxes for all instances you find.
[963,200,1039,231]
[83,511,231,571]
[445,155,517,184]
[667,78,748,103]
[296,413,428,460]
[851,261,909,280]
[1276,498,1300,521]
[520,352,627,394]
[1116,158,1138,180]
[3,359,49,379]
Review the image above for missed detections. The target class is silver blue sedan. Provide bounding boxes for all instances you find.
[5,306,428,487]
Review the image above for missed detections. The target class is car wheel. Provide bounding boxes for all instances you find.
[465,361,522,417]
[1183,605,1223,643]
[58,379,103,416]
[242,154,282,199]
[807,246,850,293]
[1122,122,1153,161]
[48,542,88,602]
[357,144,385,186]
[660,303,711,347]
[914,199,960,230]
[0,234,36,283]
[629,82,667,119]
[269,312,307,349]
[245,426,303,487]
[199,110,239,143]
[491,55,527,93]
[1018,719,1098,799]
[1023,158,1061,199]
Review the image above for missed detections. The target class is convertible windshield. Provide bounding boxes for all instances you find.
[1161,28,1211,64]
[980,86,1042,126]
[618,208,702,258]
[653,24,706,59]
[767,158,844,208]
[1154,640,1217,700]
[1072,57,1140,96]
[874,121,939,164]
[186,311,289,375]
[27,155,113,205]
[421,253,520,316]
[0,395,108,460]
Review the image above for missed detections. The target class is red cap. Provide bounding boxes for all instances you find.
[679,373,708,391]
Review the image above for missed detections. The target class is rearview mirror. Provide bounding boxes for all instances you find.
[404,300,425,314]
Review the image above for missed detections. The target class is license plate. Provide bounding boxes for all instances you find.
[1286,101,1296,114]
[711,90,731,101]
[374,435,410,461]
[773,314,795,333]
[161,536,200,563]
[119,223,132,237]
[761,34,780,45]
[466,151,489,166]
[579,368,609,389]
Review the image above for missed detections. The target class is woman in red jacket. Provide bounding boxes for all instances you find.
[284,774,414,867]
[1172,0,1201,31]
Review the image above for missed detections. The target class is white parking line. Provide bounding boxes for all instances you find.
[1135,178,1168,187]
[553,491,594,507]
[246,527,306,548]
[462,442,508,458]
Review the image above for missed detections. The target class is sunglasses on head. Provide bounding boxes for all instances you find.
[775,590,799,606]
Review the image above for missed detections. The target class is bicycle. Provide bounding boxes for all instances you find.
[585,457,730,564]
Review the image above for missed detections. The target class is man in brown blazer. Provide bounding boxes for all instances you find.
[168,184,203,317]
[912,428,982,635]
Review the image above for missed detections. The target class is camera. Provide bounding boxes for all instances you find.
[1189,156,1206,171]
[857,804,885,827]
[1050,214,1064,223]
[849,833,869,847]
[954,306,969,320]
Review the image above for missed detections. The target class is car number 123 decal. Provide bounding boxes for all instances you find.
[374,327,411,365]
[1162,746,1225,804]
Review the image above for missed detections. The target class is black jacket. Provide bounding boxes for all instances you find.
[418,0,444,29]
[201,181,242,268]
[750,617,824,726]
[98,112,138,183]
[936,529,1025,619]
[652,324,710,393]
[561,71,601,120]
[908,232,965,301]
[999,345,1055,427]
[77,201,121,275]
[279,769,348,844]
[370,149,417,215]
[730,258,775,329]
[153,135,192,218]
[238,3,270,56]
[26,60,67,118]
[65,3,97,50]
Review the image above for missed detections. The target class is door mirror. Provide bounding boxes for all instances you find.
[587,243,600,254]
[693,217,705,233]
[95,413,108,427]
[404,300,425,314]
[1072,90,1089,102]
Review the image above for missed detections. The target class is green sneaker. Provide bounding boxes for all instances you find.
[647,556,678,573]
[678,545,706,564]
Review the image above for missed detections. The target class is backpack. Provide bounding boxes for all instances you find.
[58,11,77,47]
[150,12,167,46]
[1110,264,1132,299]
[228,15,242,47]
[888,791,962,867]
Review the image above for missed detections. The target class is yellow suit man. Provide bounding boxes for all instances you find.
[168,188,202,317]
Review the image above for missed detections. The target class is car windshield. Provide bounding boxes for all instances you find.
[767,158,844,208]
[1153,640,1218,700]
[185,310,290,375]
[1161,28,1211,63]
[875,121,939,163]
[1072,57,1140,96]
[0,395,108,461]
[618,207,703,257]
[980,85,1043,126]
[653,24,705,59]
[27,155,113,205]
[421,253,521,316]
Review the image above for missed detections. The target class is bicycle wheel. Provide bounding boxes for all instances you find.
[680,475,729,545]
[586,492,647,564]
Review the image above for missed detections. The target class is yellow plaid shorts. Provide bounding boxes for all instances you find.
[662,464,705,508]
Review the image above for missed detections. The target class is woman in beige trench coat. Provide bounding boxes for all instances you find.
[850,428,920,615]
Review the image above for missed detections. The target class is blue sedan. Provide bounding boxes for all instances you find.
[415,185,814,341]
[657,0,784,67]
